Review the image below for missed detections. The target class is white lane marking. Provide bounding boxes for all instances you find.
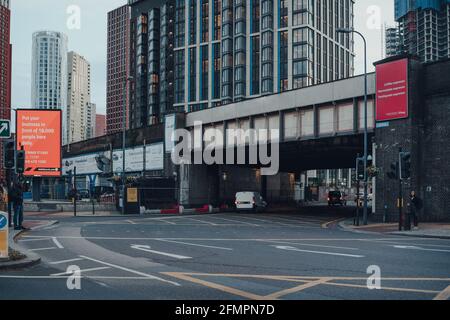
[361,239,450,249]
[52,237,64,249]
[21,235,450,242]
[18,238,52,242]
[51,267,111,276]
[209,216,260,227]
[393,245,450,253]
[152,218,176,225]
[49,258,84,265]
[274,246,365,258]
[126,220,137,225]
[0,275,177,280]
[79,255,180,286]
[131,244,192,260]
[261,240,359,251]
[155,239,233,251]
[28,247,58,252]
[258,215,320,225]
[182,217,218,226]
[229,215,319,228]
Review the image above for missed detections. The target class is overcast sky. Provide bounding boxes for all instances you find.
[10,0,395,115]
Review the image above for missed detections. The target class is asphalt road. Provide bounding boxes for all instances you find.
[1,207,450,300]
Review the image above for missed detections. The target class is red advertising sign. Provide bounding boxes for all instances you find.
[376,58,409,121]
[16,109,62,177]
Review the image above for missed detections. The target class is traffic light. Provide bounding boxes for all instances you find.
[3,140,15,169]
[387,161,399,180]
[356,157,365,181]
[399,152,411,180]
[15,150,25,174]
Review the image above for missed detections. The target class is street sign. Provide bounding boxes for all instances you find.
[0,211,8,259]
[0,120,11,139]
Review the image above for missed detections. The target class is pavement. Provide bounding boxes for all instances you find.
[0,219,57,270]
[0,206,449,300]
[338,219,450,239]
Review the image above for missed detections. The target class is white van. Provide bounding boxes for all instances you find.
[235,192,267,212]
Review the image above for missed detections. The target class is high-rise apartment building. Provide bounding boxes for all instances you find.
[106,5,131,134]
[67,51,94,143]
[31,31,68,144]
[128,0,173,129]
[95,114,107,137]
[385,26,400,57]
[173,0,355,112]
[395,0,450,63]
[125,0,354,128]
[0,0,11,182]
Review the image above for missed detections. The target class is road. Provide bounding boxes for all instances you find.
[1,207,450,300]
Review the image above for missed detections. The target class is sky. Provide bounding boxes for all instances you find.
[10,0,396,115]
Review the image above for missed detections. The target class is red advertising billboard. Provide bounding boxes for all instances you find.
[16,109,62,177]
[376,58,409,121]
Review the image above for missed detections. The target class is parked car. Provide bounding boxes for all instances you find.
[328,191,346,206]
[235,192,267,212]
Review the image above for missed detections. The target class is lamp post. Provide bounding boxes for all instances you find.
[336,27,369,225]
[122,76,133,215]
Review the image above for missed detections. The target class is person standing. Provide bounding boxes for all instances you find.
[10,183,24,230]
[410,191,423,230]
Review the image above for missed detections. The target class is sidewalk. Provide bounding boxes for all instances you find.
[0,220,56,270]
[338,219,450,239]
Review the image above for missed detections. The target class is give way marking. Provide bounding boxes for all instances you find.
[131,244,192,260]
[274,246,365,258]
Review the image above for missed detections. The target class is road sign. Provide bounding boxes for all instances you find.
[0,120,11,139]
[127,188,138,203]
[0,212,8,259]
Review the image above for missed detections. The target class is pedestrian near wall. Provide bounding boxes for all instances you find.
[10,183,24,230]
[409,191,423,230]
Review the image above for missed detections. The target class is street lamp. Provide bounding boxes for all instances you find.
[122,76,133,215]
[337,27,369,225]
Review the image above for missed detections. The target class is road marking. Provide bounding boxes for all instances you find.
[49,258,84,265]
[152,218,177,225]
[29,247,58,252]
[274,246,365,258]
[434,285,450,300]
[264,278,332,299]
[20,235,450,242]
[162,272,266,300]
[393,245,450,253]
[261,240,359,251]
[155,239,233,251]
[182,217,218,226]
[51,267,111,276]
[208,216,260,227]
[258,215,320,226]
[52,237,64,249]
[18,238,52,242]
[126,220,137,225]
[131,244,192,259]
[322,218,346,229]
[79,255,181,286]
[325,282,440,294]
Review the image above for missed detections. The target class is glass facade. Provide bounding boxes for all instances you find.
[128,0,355,123]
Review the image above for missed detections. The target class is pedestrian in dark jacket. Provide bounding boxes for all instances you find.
[10,183,24,230]
[410,191,423,229]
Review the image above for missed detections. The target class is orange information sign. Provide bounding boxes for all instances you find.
[16,109,62,177]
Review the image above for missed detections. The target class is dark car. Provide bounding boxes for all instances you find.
[328,191,346,206]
